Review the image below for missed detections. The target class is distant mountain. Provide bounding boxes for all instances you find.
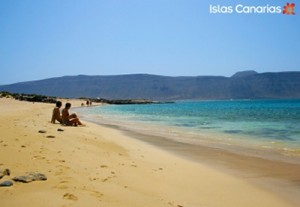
[231,70,258,78]
[1,71,300,100]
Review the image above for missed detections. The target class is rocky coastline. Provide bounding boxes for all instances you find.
[0,91,173,105]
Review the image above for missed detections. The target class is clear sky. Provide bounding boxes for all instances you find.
[0,0,299,84]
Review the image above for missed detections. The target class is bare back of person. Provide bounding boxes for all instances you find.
[62,103,84,126]
[51,101,62,124]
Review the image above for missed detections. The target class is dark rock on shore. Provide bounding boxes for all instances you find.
[15,94,57,103]
[0,91,56,103]
[90,98,174,105]
[12,172,47,183]
[103,99,154,105]
[0,180,13,187]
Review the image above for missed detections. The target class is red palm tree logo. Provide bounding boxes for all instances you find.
[283,3,296,15]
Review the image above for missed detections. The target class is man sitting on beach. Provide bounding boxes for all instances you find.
[62,102,84,126]
[51,101,62,124]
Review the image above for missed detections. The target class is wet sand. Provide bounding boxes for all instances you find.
[122,127,300,205]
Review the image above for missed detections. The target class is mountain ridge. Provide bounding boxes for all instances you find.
[1,71,300,100]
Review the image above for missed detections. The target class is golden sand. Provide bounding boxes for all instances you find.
[0,98,297,207]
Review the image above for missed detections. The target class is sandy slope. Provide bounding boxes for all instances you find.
[0,98,296,207]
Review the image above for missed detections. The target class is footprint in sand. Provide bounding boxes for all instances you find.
[101,177,111,182]
[89,177,99,181]
[55,182,69,190]
[153,167,164,172]
[102,177,109,182]
[32,155,45,160]
[89,190,104,200]
[63,193,78,201]
[168,202,184,207]
[54,165,70,176]
[54,170,64,176]
[56,164,70,169]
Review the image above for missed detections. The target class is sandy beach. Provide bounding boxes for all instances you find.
[0,98,299,207]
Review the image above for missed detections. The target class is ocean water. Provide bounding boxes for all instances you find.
[76,99,300,154]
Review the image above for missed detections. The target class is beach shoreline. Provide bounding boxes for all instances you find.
[1,98,299,207]
[80,112,300,164]
[81,117,300,206]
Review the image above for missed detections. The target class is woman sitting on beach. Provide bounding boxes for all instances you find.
[51,101,63,124]
[62,102,84,126]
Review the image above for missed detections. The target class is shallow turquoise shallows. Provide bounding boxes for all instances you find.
[76,99,300,149]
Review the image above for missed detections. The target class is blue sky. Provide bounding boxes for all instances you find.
[0,0,299,84]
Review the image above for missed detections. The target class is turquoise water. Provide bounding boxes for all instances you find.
[76,99,300,149]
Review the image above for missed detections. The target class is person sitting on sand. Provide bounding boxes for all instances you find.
[62,102,84,126]
[51,101,62,124]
